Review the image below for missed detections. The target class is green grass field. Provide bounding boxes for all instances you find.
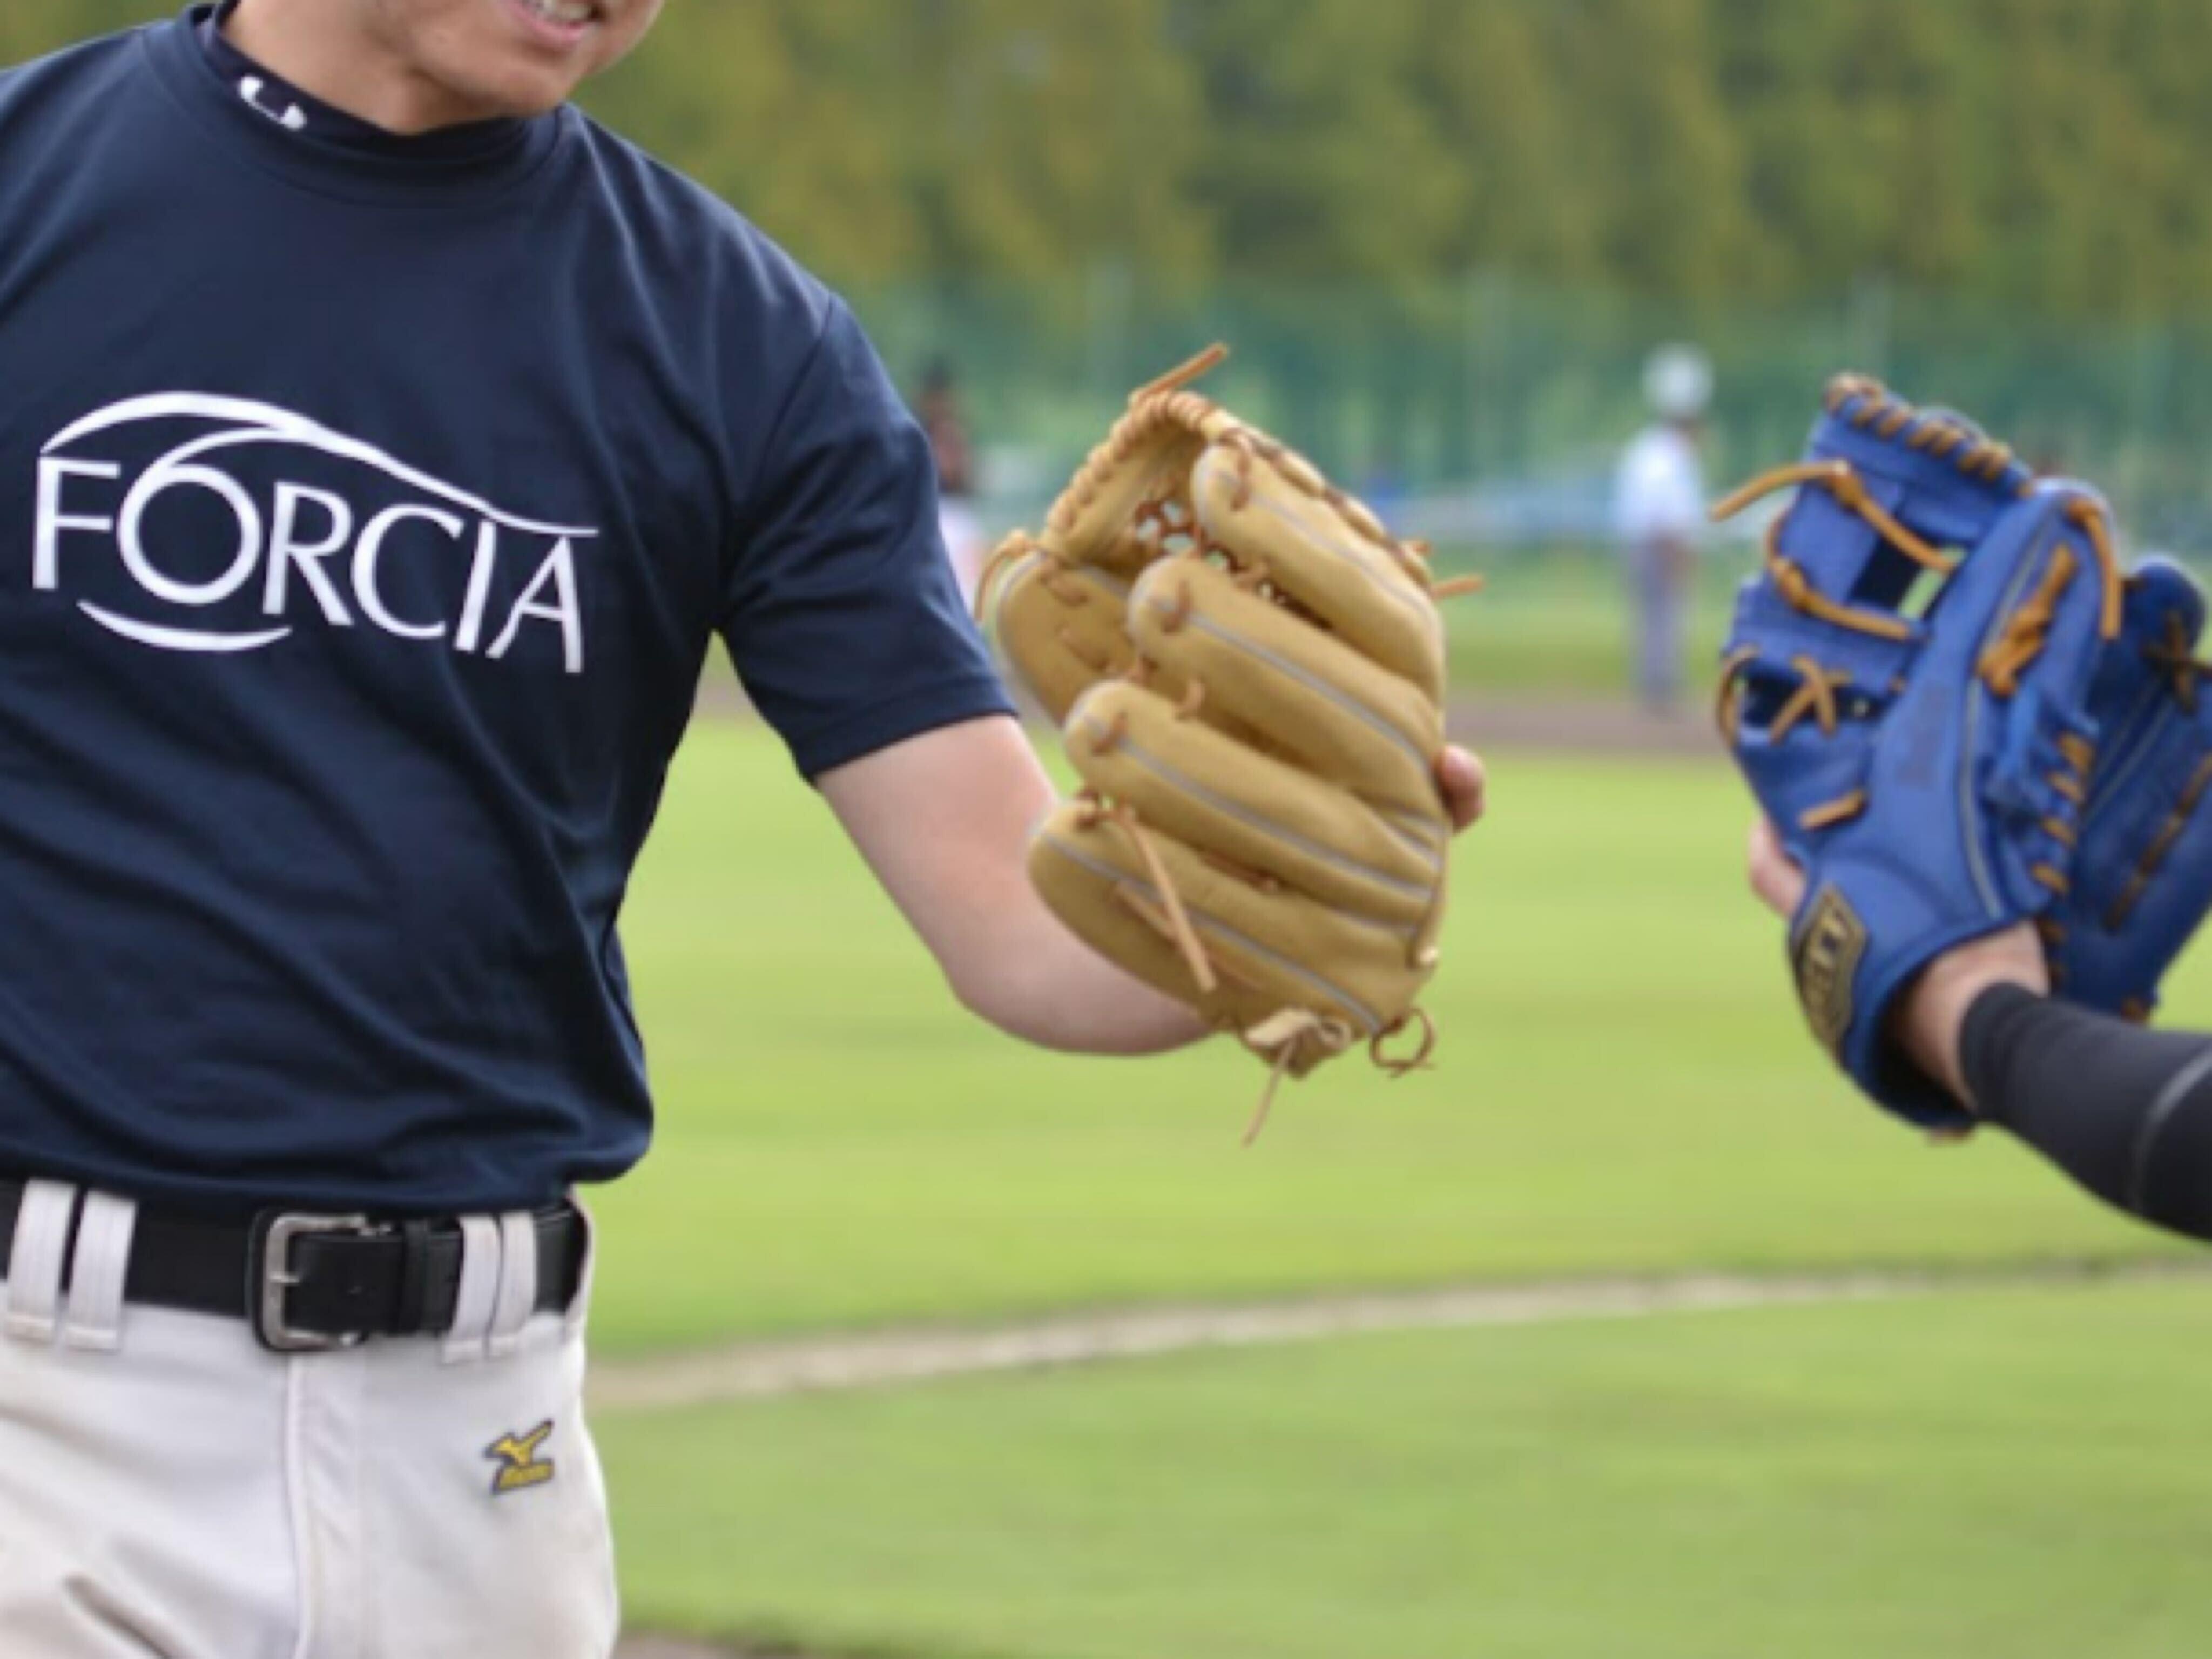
[590,726,2188,1352]
[591,721,2212,1656]
[605,1279,2212,1659]
[1440,549,1744,694]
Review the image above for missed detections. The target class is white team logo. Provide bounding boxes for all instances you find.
[34,394,596,674]
[237,76,308,132]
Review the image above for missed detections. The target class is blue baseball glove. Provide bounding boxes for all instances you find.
[2049,556,2212,1020]
[1716,376,2123,1131]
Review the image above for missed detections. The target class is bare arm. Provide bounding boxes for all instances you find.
[818,716,1206,1054]
[819,716,1489,1057]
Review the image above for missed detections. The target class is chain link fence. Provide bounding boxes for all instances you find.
[857,273,2212,565]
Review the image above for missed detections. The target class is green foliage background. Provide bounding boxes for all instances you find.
[15,1,2212,316]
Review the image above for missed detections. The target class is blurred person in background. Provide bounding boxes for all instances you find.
[918,359,988,610]
[1614,345,1714,713]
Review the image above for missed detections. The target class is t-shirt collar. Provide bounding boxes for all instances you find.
[188,0,539,168]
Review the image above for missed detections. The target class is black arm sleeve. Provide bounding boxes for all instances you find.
[1961,984,2212,1243]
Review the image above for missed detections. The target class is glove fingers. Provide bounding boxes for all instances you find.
[1064,680,1444,929]
[1764,379,2035,638]
[2126,556,2209,652]
[984,540,1138,723]
[2060,680,2212,1015]
[2078,557,2209,830]
[1126,557,1445,821]
[1050,429,1212,581]
[2056,556,2212,1015]
[1922,488,2110,692]
[1189,445,1446,704]
[1030,805,1422,1042]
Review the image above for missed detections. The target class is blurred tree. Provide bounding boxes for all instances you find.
[585,5,925,284]
[12,0,2212,320]
[888,0,1209,287]
[1711,0,1978,298]
[0,0,165,65]
[1537,0,1755,304]
[1177,0,1464,287]
[1413,1,1594,282]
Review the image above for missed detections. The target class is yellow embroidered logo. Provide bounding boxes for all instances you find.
[485,1422,557,1497]
[1793,886,1867,1057]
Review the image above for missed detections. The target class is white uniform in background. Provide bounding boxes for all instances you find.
[1614,347,1713,711]
[940,498,989,612]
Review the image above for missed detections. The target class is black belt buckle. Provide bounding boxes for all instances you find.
[248,1211,375,1353]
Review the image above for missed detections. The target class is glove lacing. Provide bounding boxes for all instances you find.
[983,343,1472,1141]
[2099,754,2212,933]
[2144,608,2207,714]
[1711,378,2124,838]
[1239,1007,1438,1148]
[1711,377,2125,652]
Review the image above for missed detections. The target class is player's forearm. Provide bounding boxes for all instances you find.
[1955,986,2212,1243]
[817,717,1209,1056]
[1888,927,2049,1104]
[946,899,1210,1055]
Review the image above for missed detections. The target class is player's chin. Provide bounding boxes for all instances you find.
[453,59,591,119]
[476,0,656,109]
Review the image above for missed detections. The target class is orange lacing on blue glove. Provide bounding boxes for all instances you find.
[1713,642,1857,747]
[1712,380,2127,772]
[1978,544,2082,697]
[2024,733,2101,900]
[2102,754,2212,930]
[2143,606,2208,714]
[1712,464,1935,649]
[1712,378,2124,648]
[1977,501,2127,692]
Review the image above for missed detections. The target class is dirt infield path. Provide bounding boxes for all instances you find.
[591,1256,2202,1416]
[606,1257,2204,1657]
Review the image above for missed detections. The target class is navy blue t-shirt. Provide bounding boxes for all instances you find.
[0,9,1011,1213]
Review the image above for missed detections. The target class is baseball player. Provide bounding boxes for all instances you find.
[915,359,989,611]
[0,5,1487,1657]
[1722,375,2212,1244]
[1613,345,1714,713]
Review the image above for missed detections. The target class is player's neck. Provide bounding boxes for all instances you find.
[222,0,499,137]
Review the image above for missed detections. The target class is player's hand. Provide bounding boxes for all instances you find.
[1746,816,1804,918]
[1746,817,2046,1109]
[1438,745,1487,834]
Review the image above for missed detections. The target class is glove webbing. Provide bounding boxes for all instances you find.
[1710,380,2125,840]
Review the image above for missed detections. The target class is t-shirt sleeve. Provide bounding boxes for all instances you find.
[719,298,1014,780]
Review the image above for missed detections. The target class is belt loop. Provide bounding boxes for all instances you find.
[562,1191,596,1338]
[487,1211,537,1360]
[62,1192,137,1352]
[441,1215,503,1366]
[4,1181,79,1345]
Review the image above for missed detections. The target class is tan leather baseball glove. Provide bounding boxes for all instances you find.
[978,348,1478,1137]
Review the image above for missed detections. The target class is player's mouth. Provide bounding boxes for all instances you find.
[501,0,603,50]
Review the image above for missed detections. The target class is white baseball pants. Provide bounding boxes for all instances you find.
[0,1183,621,1658]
